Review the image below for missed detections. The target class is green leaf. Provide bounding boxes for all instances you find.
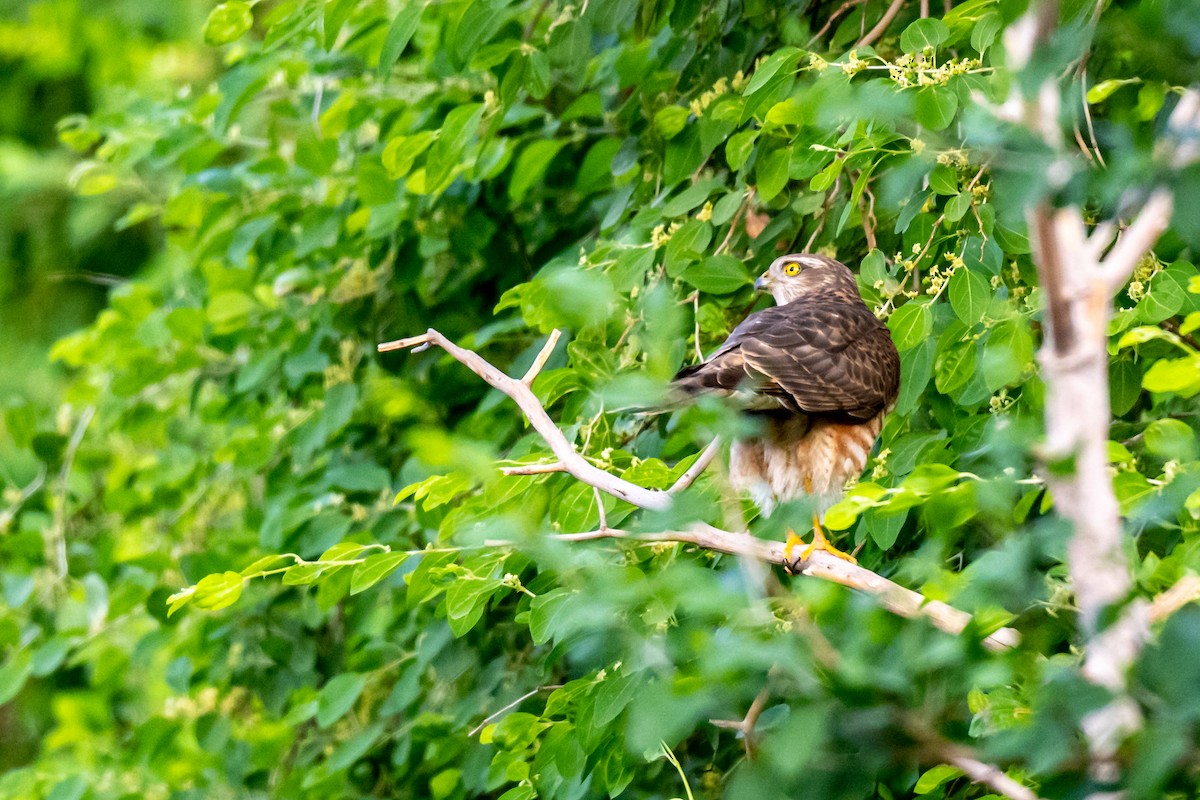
[664,220,712,276]
[743,47,803,97]
[509,139,567,202]
[529,589,573,644]
[948,268,990,325]
[945,191,973,222]
[982,320,1033,390]
[914,86,959,131]
[935,341,975,394]
[756,145,791,201]
[681,256,751,294]
[654,106,691,140]
[425,103,484,191]
[1144,419,1199,461]
[900,18,949,53]
[1143,355,1200,397]
[378,2,426,78]
[725,129,758,171]
[929,164,959,196]
[970,12,1002,55]
[69,162,118,196]
[317,673,367,728]
[350,552,412,594]
[204,1,254,46]
[1110,358,1142,416]
[661,178,722,218]
[0,650,33,705]
[914,764,963,793]
[382,131,438,179]
[192,572,244,611]
[1139,272,1187,323]
[888,302,933,351]
[1087,78,1140,104]
[452,0,502,64]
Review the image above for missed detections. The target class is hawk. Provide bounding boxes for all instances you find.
[671,253,901,565]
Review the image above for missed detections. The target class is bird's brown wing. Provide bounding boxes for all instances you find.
[672,299,900,419]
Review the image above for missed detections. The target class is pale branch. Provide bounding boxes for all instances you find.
[945,752,1045,800]
[1100,189,1173,292]
[1148,575,1200,625]
[1006,13,1200,794]
[856,0,905,48]
[668,438,722,494]
[380,330,670,511]
[492,524,1020,651]
[709,685,772,758]
[501,462,568,476]
[522,329,562,386]
[383,329,1021,650]
[47,405,95,587]
[1100,89,1200,291]
[807,0,869,46]
[468,684,564,737]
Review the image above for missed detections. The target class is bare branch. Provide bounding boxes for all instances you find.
[501,462,568,476]
[522,329,562,386]
[1148,574,1200,624]
[492,525,1020,651]
[1100,189,1173,292]
[593,486,609,531]
[379,329,671,511]
[47,405,95,587]
[386,329,1021,652]
[945,752,1044,800]
[668,438,722,494]
[807,0,869,46]
[856,0,905,48]
[469,684,564,736]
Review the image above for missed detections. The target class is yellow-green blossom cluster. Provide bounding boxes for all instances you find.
[1127,255,1161,301]
[841,50,869,76]
[651,222,683,248]
[989,389,1014,414]
[926,251,966,295]
[689,75,734,116]
[889,53,982,88]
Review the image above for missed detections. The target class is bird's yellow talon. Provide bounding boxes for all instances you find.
[783,530,806,562]
[785,518,857,569]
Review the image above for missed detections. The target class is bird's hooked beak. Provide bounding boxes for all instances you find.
[754,272,771,292]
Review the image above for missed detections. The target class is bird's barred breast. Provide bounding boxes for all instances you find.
[730,411,885,516]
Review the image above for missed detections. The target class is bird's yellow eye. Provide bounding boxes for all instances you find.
[783,263,801,276]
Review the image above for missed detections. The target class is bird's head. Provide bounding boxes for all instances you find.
[754,253,859,305]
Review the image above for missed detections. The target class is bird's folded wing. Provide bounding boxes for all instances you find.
[672,303,899,419]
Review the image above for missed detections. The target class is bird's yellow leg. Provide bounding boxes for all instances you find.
[797,512,857,564]
[783,529,807,562]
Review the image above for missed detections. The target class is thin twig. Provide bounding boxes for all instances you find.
[945,751,1044,800]
[469,684,564,736]
[522,329,562,386]
[856,0,906,48]
[0,465,46,530]
[1080,69,1107,167]
[501,462,568,476]
[490,525,1020,651]
[1148,575,1200,624]
[668,439,722,494]
[593,486,608,531]
[807,0,869,46]
[383,330,1021,651]
[48,406,95,585]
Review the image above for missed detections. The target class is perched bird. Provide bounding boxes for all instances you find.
[671,253,900,564]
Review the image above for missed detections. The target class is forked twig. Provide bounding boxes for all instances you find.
[380,329,1021,651]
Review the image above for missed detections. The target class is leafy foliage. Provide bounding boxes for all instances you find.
[2,0,1200,798]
